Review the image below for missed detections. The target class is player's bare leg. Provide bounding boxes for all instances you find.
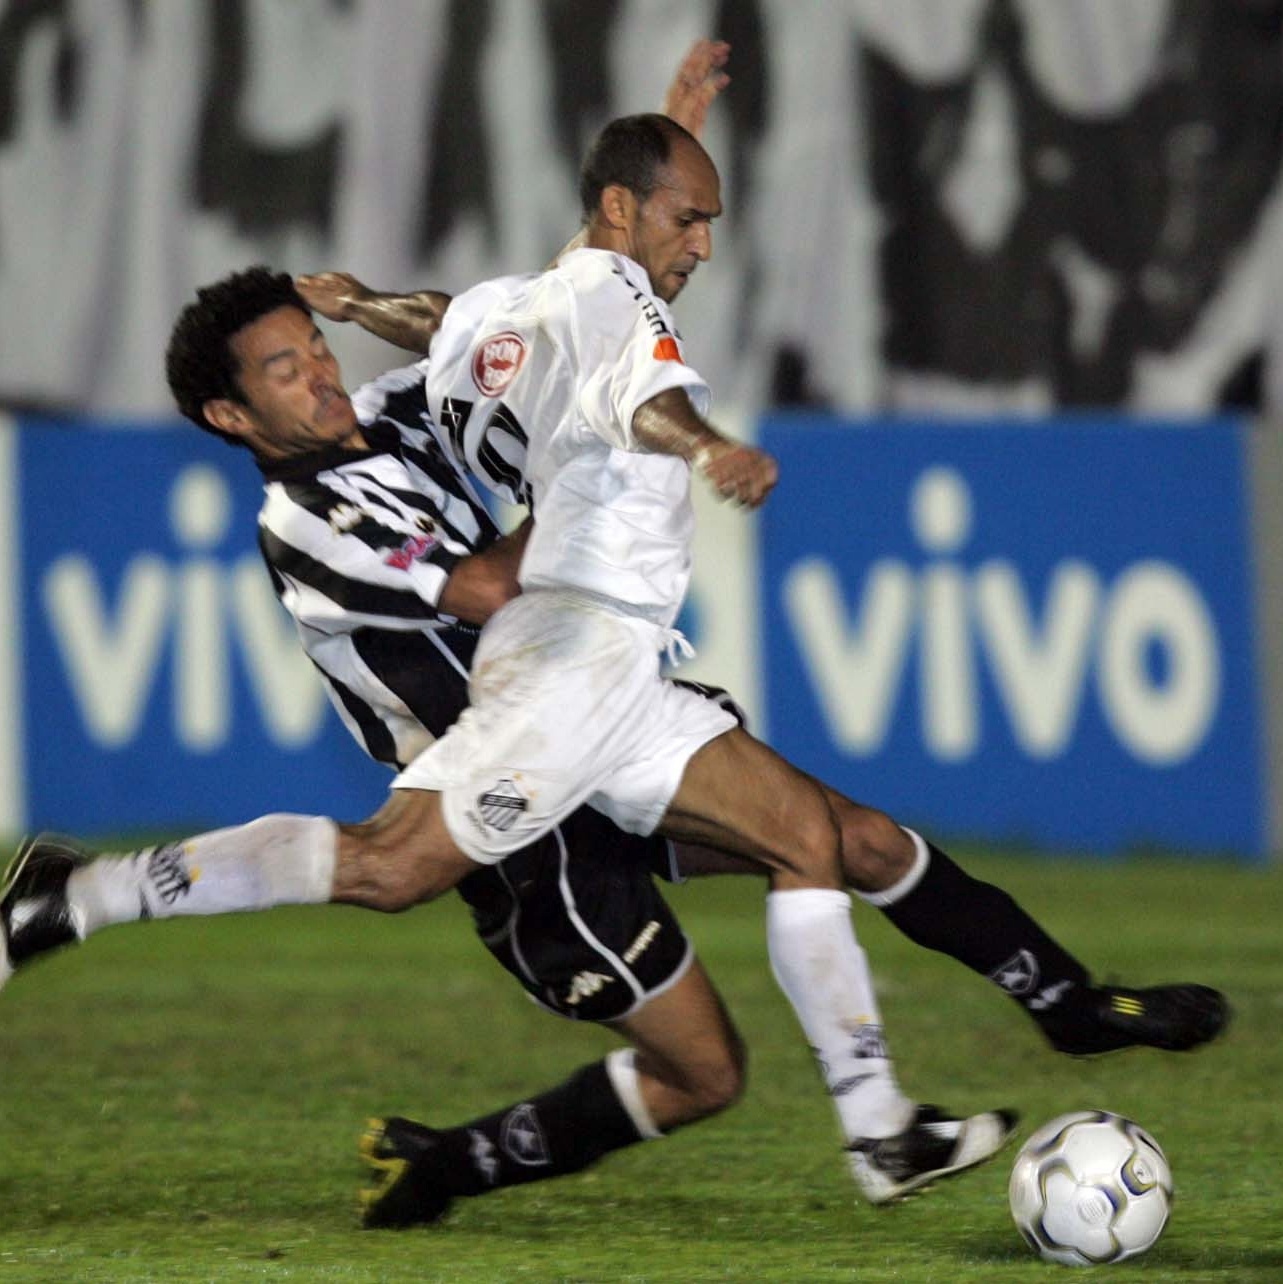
[360,960,747,1228]
[657,726,1017,1201]
[0,792,479,989]
[671,783,1228,1058]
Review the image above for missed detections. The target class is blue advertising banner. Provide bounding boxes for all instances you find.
[10,417,387,836]
[758,414,1268,859]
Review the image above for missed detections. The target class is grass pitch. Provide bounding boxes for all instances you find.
[0,851,1279,1283]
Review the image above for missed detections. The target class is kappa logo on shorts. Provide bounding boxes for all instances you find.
[989,948,1039,997]
[500,1104,551,1167]
[477,778,528,831]
[472,331,527,397]
[564,970,615,1007]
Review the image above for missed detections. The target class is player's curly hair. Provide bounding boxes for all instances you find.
[578,112,701,221]
[165,266,310,445]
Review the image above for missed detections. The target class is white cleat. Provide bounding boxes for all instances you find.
[848,1105,1019,1205]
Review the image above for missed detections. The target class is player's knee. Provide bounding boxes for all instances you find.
[834,801,915,893]
[687,1032,748,1118]
[770,791,843,885]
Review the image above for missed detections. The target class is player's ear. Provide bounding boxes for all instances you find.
[599,183,638,231]
[203,398,254,440]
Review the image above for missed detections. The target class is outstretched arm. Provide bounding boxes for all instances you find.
[632,388,777,509]
[296,271,451,355]
[660,38,731,138]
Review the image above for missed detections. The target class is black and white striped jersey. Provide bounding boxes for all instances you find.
[256,364,499,769]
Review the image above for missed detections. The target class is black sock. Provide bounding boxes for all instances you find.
[432,1058,650,1197]
[879,843,1093,1025]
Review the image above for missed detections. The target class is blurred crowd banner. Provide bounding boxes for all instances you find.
[1,0,1281,420]
[0,410,1276,861]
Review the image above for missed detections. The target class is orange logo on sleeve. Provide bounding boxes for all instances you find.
[652,337,682,363]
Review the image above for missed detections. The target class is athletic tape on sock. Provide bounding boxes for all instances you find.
[604,1048,664,1141]
[856,827,930,908]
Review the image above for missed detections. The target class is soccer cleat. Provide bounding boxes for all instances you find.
[1044,984,1230,1056]
[359,1116,454,1228]
[0,834,92,989]
[847,1105,1019,1205]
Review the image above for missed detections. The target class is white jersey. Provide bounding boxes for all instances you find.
[423,247,711,627]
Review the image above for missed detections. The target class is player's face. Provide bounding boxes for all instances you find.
[220,305,365,459]
[632,138,721,303]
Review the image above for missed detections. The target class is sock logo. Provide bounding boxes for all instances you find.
[500,1104,550,1167]
[468,1128,500,1185]
[1028,979,1075,1011]
[989,948,1039,996]
[851,1024,888,1060]
[145,843,192,905]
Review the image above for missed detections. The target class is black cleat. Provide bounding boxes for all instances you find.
[847,1105,1019,1205]
[359,1117,454,1228]
[1045,984,1230,1056]
[1,834,93,989]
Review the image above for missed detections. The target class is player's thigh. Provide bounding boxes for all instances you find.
[658,726,842,887]
[459,808,693,1023]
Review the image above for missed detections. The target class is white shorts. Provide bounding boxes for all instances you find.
[393,589,737,864]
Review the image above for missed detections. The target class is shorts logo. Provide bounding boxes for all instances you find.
[472,331,527,397]
[500,1104,551,1167]
[477,778,528,831]
[989,948,1039,997]
[564,970,615,1007]
[622,919,661,964]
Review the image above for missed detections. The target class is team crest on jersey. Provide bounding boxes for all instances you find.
[472,331,527,397]
[477,778,528,830]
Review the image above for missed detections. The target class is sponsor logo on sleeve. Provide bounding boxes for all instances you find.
[652,337,682,363]
[472,332,527,397]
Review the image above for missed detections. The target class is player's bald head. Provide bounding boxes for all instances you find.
[578,113,712,221]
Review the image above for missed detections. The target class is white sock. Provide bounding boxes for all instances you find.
[67,814,338,938]
[766,887,914,1142]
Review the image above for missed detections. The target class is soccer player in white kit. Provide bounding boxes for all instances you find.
[396,112,1012,1193]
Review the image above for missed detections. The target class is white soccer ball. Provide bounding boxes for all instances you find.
[1008,1110,1173,1267]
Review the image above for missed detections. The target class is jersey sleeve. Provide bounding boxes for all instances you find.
[566,254,711,451]
[258,478,469,636]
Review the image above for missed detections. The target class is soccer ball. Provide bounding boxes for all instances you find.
[1008,1110,1173,1266]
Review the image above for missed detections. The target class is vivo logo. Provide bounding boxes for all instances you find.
[42,465,328,750]
[784,467,1220,766]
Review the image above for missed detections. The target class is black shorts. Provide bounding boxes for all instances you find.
[456,807,690,1023]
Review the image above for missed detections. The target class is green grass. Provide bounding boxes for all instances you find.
[0,853,1279,1283]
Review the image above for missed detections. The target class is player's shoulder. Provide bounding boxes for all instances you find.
[555,247,652,300]
[352,361,430,427]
